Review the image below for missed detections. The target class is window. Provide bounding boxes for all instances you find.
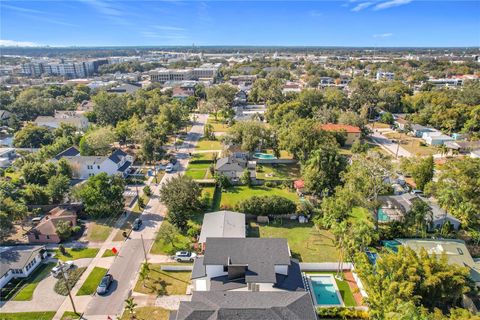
[46,235,50,240]
[97,165,100,169]
[35,234,39,240]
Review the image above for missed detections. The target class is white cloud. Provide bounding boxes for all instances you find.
[80,0,129,25]
[309,10,323,17]
[373,33,393,38]
[374,0,413,10]
[153,25,186,31]
[0,39,42,47]
[351,2,374,12]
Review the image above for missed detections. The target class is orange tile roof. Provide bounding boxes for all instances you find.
[320,123,361,133]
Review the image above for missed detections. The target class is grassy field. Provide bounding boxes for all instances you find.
[185,153,216,180]
[306,272,357,307]
[76,267,107,296]
[0,312,56,320]
[134,264,191,296]
[207,117,230,132]
[54,248,99,261]
[150,221,192,255]
[249,220,339,262]
[384,132,439,156]
[256,163,301,181]
[12,263,55,301]
[217,186,298,210]
[120,307,170,320]
[195,138,223,151]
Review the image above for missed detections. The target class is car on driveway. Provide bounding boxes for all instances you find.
[165,163,174,173]
[51,260,74,278]
[174,251,197,262]
[132,218,142,231]
[96,274,113,295]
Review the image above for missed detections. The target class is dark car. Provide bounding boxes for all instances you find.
[132,218,142,231]
[96,274,113,295]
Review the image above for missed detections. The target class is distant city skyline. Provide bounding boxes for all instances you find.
[1,0,479,47]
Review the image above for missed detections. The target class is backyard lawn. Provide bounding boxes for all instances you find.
[306,272,357,307]
[217,186,298,210]
[249,220,339,262]
[76,267,107,296]
[195,138,223,151]
[256,163,301,181]
[53,248,99,261]
[134,264,191,296]
[0,312,56,320]
[11,263,55,301]
[120,307,170,320]
[151,221,192,255]
[207,117,230,132]
[185,153,216,180]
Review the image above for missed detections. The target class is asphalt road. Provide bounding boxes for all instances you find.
[82,114,208,318]
[370,130,412,158]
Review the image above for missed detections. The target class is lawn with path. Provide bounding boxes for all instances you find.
[133,264,191,296]
[53,248,99,261]
[11,262,55,301]
[76,267,107,296]
[249,220,339,262]
[256,163,301,181]
[0,312,56,320]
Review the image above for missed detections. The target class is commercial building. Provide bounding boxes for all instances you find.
[376,71,395,81]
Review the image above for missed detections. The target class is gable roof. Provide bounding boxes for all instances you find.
[203,238,291,283]
[0,245,45,276]
[215,157,245,172]
[320,123,361,133]
[199,211,246,243]
[29,206,78,236]
[108,149,127,164]
[54,146,80,160]
[173,291,316,320]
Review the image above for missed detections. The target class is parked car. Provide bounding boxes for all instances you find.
[51,261,74,278]
[165,164,174,173]
[411,189,423,195]
[132,218,142,231]
[96,274,113,295]
[174,251,197,262]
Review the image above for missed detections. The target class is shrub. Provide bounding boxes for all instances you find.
[143,185,152,197]
[265,181,277,188]
[235,195,296,216]
[71,226,82,234]
[187,223,201,238]
[316,307,369,319]
[58,244,66,255]
[54,267,86,295]
[138,196,146,209]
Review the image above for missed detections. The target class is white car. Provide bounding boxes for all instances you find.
[410,189,423,195]
[165,164,174,173]
[51,260,74,277]
[174,251,197,262]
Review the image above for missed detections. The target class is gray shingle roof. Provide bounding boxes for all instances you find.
[173,291,316,320]
[108,149,127,164]
[203,238,291,283]
[0,245,45,277]
[54,146,80,160]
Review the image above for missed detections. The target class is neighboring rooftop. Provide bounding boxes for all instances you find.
[54,146,80,160]
[320,123,361,133]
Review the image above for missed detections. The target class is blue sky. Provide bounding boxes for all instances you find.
[1,0,479,47]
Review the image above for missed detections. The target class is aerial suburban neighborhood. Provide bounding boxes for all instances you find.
[1,1,480,320]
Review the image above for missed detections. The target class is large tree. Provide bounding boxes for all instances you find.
[92,91,130,126]
[79,126,116,156]
[13,124,54,148]
[74,173,125,218]
[159,176,201,230]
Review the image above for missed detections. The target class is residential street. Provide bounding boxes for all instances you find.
[369,129,412,158]
[80,114,208,319]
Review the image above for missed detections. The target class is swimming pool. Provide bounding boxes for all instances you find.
[252,153,277,160]
[378,208,390,222]
[307,275,343,306]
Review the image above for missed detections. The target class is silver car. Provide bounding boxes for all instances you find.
[174,251,197,262]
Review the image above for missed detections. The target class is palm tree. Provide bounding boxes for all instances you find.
[333,221,348,280]
[124,297,137,320]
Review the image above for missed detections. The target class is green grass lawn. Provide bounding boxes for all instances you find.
[86,219,114,242]
[113,211,142,241]
[217,186,298,210]
[133,264,191,296]
[76,267,107,296]
[306,272,357,307]
[185,154,215,180]
[191,152,218,162]
[207,117,230,132]
[185,169,207,179]
[60,311,81,320]
[256,163,301,181]
[249,220,339,262]
[151,221,192,255]
[120,307,170,320]
[195,138,223,151]
[12,263,55,301]
[102,249,117,258]
[0,312,56,320]
[54,248,99,261]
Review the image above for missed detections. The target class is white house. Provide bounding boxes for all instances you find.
[0,147,16,168]
[422,131,454,146]
[0,245,46,290]
[53,147,134,179]
[34,111,89,130]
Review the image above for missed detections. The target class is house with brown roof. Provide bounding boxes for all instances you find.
[27,205,79,244]
[320,123,361,145]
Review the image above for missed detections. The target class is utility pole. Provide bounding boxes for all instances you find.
[140,234,148,263]
[59,262,77,315]
[395,139,401,158]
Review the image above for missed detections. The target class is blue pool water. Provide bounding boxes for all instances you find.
[378,208,390,222]
[253,153,277,160]
[309,276,342,306]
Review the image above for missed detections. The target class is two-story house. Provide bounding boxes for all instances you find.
[53,147,133,179]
